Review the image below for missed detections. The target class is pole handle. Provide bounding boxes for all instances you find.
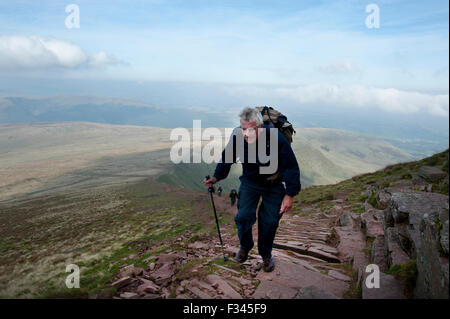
[205,175,215,193]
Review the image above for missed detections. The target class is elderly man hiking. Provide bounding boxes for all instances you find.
[204,107,301,272]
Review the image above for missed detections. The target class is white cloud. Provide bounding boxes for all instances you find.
[0,35,121,70]
[225,84,449,117]
[88,51,122,68]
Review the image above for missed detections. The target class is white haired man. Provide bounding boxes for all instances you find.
[204,107,301,272]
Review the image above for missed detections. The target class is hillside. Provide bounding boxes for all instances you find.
[0,122,174,201]
[0,122,414,201]
[292,128,413,185]
[0,147,447,299]
[157,128,414,191]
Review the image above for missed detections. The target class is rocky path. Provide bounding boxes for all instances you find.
[103,194,357,299]
[252,207,352,299]
[101,157,449,300]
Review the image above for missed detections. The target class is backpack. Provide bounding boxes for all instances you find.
[256,106,295,144]
[255,106,296,182]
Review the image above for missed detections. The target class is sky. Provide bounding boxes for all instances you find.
[0,0,448,118]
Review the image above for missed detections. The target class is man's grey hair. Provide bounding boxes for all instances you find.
[239,107,263,126]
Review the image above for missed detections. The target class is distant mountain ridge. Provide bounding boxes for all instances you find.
[1,95,447,159]
[157,127,414,192]
[0,122,413,201]
[0,95,229,128]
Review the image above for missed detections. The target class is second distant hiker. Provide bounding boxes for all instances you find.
[229,189,238,206]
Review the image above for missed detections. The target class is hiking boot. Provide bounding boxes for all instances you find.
[263,256,275,272]
[234,249,248,263]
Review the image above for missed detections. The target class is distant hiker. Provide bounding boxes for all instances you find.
[217,186,223,197]
[229,189,238,206]
[204,107,301,272]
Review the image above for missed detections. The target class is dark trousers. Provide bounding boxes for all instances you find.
[235,176,285,259]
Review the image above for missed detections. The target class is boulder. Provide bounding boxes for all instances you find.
[415,207,449,299]
[384,227,410,267]
[386,191,449,299]
[385,180,414,194]
[388,191,449,258]
[338,212,353,227]
[361,209,384,237]
[370,235,387,272]
[410,173,428,186]
[377,190,391,210]
[418,166,447,182]
[382,208,394,229]
[149,263,175,285]
[334,226,366,264]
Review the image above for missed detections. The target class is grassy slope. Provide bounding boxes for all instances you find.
[0,150,447,298]
[297,149,448,208]
[0,179,229,298]
[156,162,242,193]
[293,128,414,186]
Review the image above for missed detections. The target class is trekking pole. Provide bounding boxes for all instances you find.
[205,175,227,261]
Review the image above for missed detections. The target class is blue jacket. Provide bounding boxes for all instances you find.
[213,124,301,196]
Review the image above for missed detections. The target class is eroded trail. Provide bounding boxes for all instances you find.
[107,194,356,299]
[105,153,449,300]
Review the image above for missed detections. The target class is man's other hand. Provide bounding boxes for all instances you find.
[203,176,217,190]
[280,195,293,214]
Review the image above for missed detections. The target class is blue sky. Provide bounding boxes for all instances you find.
[0,0,448,117]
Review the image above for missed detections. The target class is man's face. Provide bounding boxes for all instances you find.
[241,119,261,144]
